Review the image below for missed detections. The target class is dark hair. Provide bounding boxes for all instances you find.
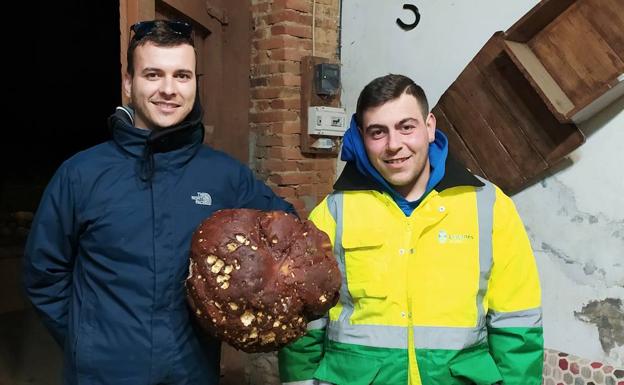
[355,74,429,127]
[127,20,195,76]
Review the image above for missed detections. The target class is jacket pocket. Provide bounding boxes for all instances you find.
[314,349,382,385]
[71,303,92,380]
[448,349,502,385]
[341,227,387,299]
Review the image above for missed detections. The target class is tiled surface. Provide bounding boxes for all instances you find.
[543,348,624,385]
[1,313,623,385]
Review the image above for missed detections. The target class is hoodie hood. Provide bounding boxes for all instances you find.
[107,96,204,181]
[341,114,448,215]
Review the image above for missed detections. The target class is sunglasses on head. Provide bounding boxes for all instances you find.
[130,20,192,40]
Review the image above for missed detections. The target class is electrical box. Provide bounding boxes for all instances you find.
[307,106,347,137]
[300,56,342,155]
[315,63,341,96]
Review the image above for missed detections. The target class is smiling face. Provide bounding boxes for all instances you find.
[361,92,436,201]
[123,42,196,130]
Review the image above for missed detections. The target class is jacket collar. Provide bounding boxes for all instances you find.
[107,98,205,181]
[334,154,483,193]
[108,100,204,156]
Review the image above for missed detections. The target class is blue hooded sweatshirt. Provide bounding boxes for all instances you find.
[341,115,448,216]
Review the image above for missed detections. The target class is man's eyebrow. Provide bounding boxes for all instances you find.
[365,117,419,131]
[141,67,163,73]
[396,117,419,126]
[364,123,388,131]
[175,69,194,75]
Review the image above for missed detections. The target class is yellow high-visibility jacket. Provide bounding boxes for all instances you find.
[279,158,543,385]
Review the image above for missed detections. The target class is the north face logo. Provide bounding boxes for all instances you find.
[191,192,212,206]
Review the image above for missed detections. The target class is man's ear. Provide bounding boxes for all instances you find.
[425,112,436,143]
[123,73,133,100]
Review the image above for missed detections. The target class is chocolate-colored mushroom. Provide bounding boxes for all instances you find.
[186,209,341,352]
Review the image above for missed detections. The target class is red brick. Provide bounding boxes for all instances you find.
[294,159,335,171]
[313,158,336,171]
[255,37,284,50]
[251,87,298,100]
[257,134,300,147]
[296,184,317,196]
[316,169,335,183]
[279,61,302,74]
[270,185,297,199]
[254,35,309,50]
[268,121,302,134]
[270,98,300,110]
[295,160,315,171]
[251,110,299,123]
[258,38,312,52]
[251,74,301,89]
[252,100,271,112]
[259,159,299,172]
[271,48,310,61]
[266,146,304,160]
[273,0,312,13]
[268,9,305,25]
[285,39,312,51]
[272,24,312,39]
[252,61,301,76]
[268,73,301,87]
[269,172,315,185]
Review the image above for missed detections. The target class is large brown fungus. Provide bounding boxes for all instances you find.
[186,209,341,352]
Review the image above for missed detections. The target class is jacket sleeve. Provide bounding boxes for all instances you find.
[279,198,336,384]
[487,188,543,385]
[23,164,80,346]
[235,164,296,215]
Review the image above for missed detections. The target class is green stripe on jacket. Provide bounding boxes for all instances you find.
[279,326,543,385]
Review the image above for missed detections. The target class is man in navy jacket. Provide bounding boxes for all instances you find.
[23,20,294,385]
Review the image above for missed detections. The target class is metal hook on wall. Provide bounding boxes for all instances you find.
[396,4,420,31]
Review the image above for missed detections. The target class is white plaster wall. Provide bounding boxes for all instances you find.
[514,98,624,365]
[340,0,539,121]
[340,0,624,365]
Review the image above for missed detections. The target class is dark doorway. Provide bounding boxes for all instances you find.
[1,1,120,383]
[2,0,121,210]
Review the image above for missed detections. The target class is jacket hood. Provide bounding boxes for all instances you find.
[340,114,448,215]
[107,96,204,181]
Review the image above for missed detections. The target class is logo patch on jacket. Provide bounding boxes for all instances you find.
[438,230,474,244]
[192,192,212,206]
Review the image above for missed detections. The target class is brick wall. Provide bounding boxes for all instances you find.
[250,0,341,218]
[218,2,343,384]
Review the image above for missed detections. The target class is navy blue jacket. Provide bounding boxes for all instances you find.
[23,104,294,385]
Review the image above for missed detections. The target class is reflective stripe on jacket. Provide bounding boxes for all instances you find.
[279,158,543,385]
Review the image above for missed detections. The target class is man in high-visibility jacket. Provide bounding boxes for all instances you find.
[279,74,543,385]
